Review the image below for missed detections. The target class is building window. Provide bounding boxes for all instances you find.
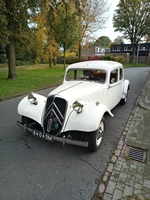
[105,48,110,52]
[112,46,120,51]
[124,46,132,51]
[95,47,99,53]
[141,45,147,50]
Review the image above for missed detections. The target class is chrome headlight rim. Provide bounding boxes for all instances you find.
[72,100,83,114]
[28,92,38,105]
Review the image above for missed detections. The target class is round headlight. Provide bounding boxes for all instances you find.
[72,101,83,114]
[28,92,38,105]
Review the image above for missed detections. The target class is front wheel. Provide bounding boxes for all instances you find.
[88,118,105,152]
[21,116,36,133]
[22,116,34,125]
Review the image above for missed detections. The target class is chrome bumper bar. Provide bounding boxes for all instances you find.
[17,121,88,148]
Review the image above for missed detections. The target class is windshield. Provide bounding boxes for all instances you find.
[66,69,107,83]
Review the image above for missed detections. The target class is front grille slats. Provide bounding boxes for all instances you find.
[52,108,63,125]
[44,103,53,119]
[43,96,67,135]
[53,102,64,120]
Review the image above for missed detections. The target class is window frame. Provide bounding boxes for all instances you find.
[112,46,120,51]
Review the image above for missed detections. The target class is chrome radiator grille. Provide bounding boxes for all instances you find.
[43,96,67,135]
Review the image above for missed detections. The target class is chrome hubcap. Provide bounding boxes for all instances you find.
[96,121,104,146]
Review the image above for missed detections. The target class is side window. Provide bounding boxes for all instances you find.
[76,70,84,79]
[66,69,76,80]
[66,69,85,80]
[110,69,118,84]
[119,68,123,80]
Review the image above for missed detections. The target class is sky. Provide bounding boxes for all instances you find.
[95,0,120,42]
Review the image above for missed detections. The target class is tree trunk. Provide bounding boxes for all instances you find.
[78,42,81,62]
[132,47,136,64]
[63,43,66,70]
[7,37,17,79]
[49,52,52,68]
[6,0,17,79]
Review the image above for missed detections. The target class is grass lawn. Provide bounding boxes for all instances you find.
[0,64,65,101]
[0,62,149,101]
[123,63,149,67]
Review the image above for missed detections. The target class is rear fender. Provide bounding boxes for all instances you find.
[122,79,130,98]
[63,103,113,132]
[17,93,46,125]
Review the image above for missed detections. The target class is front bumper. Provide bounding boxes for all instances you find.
[17,121,88,148]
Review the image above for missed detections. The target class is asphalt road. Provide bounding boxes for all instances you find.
[0,67,150,200]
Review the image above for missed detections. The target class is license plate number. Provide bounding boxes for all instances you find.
[32,130,52,141]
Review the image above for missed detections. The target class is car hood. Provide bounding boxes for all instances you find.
[49,81,105,103]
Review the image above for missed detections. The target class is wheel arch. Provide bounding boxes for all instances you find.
[122,79,130,99]
[17,93,46,125]
[63,104,113,133]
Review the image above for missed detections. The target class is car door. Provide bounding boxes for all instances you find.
[106,68,122,110]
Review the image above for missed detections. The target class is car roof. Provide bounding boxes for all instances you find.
[66,60,123,71]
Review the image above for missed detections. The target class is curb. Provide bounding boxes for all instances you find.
[93,107,136,200]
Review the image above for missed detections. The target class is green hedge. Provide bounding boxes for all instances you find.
[57,55,124,64]
[0,54,7,63]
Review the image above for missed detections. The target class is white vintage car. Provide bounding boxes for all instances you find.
[17,60,130,152]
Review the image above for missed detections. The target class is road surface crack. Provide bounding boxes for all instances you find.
[18,137,31,149]
[0,138,4,143]
[80,157,103,174]
[0,138,12,144]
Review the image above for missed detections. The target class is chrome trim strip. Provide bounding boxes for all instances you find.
[53,102,64,119]
[44,102,53,119]
[52,108,63,125]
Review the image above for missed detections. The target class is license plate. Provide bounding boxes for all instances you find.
[32,130,52,141]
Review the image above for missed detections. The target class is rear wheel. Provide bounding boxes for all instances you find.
[120,86,130,105]
[120,95,127,105]
[88,118,105,152]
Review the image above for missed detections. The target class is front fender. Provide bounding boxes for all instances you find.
[62,104,113,132]
[17,93,46,125]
